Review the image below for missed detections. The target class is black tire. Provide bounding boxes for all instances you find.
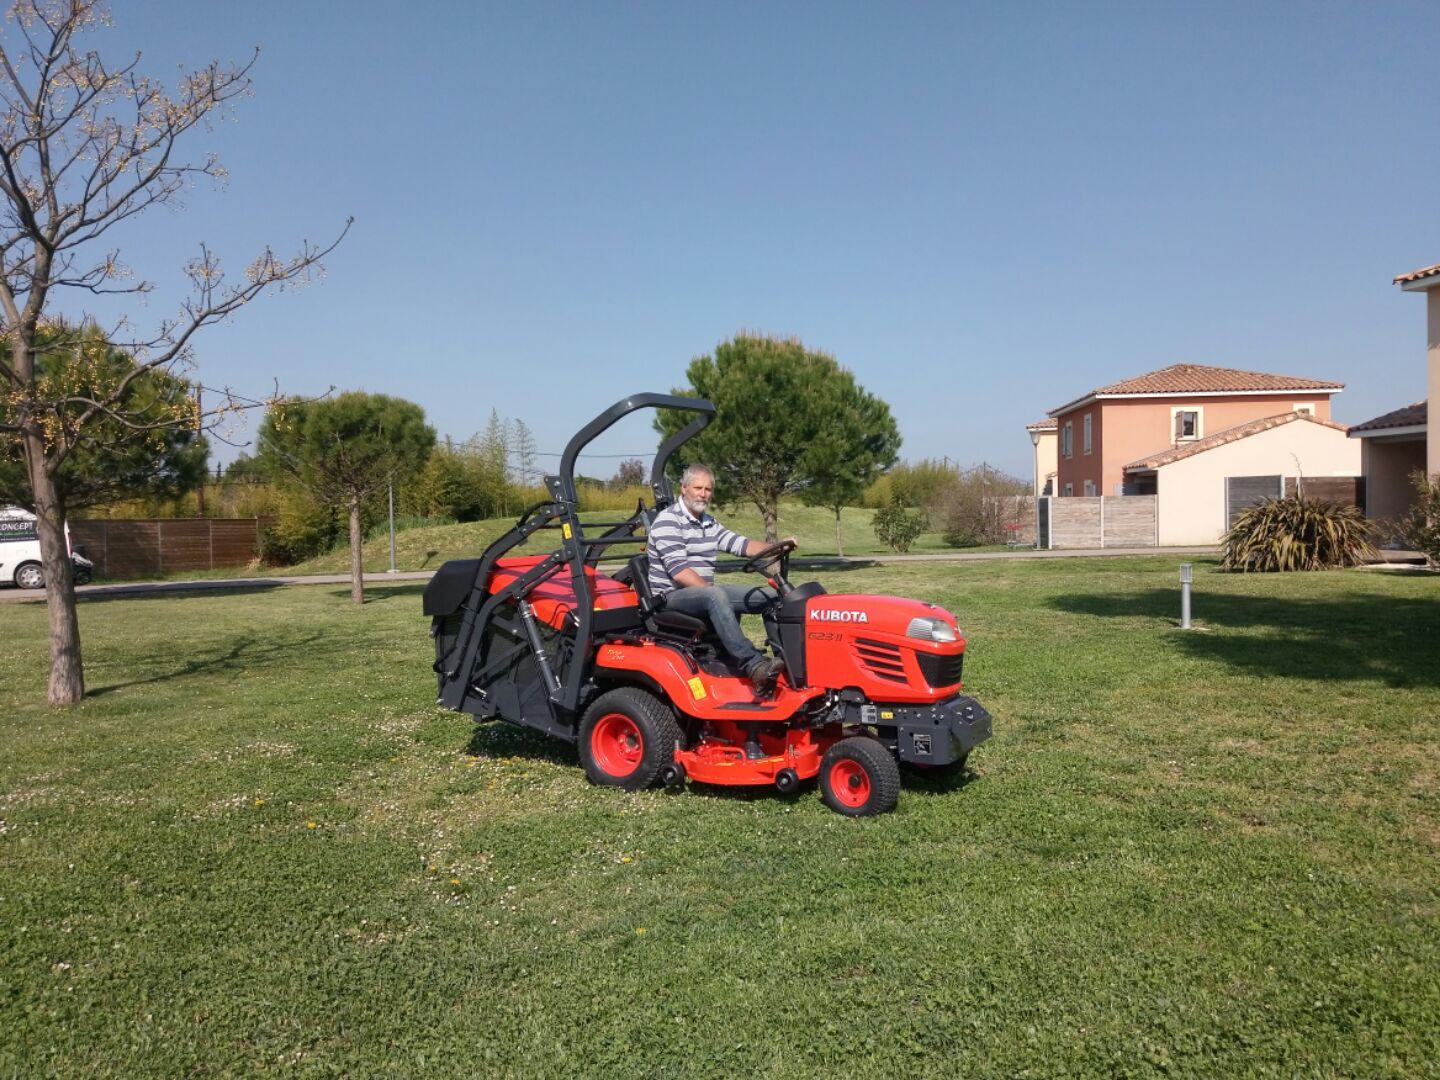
[819,736,901,816]
[72,566,92,586]
[577,687,681,792]
[14,562,44,590]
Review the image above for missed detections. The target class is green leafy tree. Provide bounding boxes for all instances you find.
[404,439,478,521]
[864,459,960,509]
[1,325,208,511]
[472,410,512,517]
[257,393,434,603]
[0,1,348,703]
[508,417,537,487]
[656,334,899,541]
[799,382,900,555]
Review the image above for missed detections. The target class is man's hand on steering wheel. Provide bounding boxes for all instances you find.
[741,537,799,576]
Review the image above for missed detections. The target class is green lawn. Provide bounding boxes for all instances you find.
[2,558,1437,1077]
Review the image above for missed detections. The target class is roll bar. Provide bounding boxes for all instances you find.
[554,393,715,505]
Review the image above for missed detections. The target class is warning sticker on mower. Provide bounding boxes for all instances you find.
[688,676,707,700]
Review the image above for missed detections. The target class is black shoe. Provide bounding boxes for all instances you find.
[747,656,785,693]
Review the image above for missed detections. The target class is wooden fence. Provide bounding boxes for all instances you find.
[1036,495,1158,549]
[69,518,269,578]
[1284,476,1365,508]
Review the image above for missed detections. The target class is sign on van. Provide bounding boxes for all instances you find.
[0,517,39,542]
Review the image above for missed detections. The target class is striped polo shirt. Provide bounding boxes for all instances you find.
[645,501,750,597]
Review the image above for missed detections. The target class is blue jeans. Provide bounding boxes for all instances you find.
[660,583,778,669]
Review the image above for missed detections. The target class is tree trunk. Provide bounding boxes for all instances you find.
[834,507,844,558]
[23,435,84,704]
[348,496,365,604]
[761,500,778,544]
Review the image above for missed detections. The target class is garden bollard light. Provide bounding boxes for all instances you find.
[1180,563,1192,629]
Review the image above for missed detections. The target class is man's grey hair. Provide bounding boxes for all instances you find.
[680,463,714,487]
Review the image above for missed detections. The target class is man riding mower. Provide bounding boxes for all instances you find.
[423,393,992,816]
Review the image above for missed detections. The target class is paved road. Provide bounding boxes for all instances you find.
[0,547,1227,604]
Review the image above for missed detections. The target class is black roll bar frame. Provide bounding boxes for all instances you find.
[436,393,715,725]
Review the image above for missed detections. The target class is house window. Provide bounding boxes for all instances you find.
[1083,480,1096,496]
[1062,421,1073,458]
[1293,403,1315,416]
[1083,413,1092,455]
[1172,407,1202,442]
[1063,482,1073,496]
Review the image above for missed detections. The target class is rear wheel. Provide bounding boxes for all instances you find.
[14,562,44,590]
[820,736,901,816]
[578,688,681,792]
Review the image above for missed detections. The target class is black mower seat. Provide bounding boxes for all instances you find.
[625,554,711,640]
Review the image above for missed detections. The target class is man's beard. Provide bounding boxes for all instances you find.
[683,494,708,515]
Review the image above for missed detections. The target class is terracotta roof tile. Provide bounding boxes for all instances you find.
[1049,363,1343,416]
[1025,418,1057,430]
[1092,363,1343,396]
[1393,264,1440,286]
[1348,401,1426,433]
[1122,412,1348,471]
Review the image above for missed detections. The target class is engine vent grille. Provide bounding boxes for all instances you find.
[917,650,964,689]
[854,638,907,683]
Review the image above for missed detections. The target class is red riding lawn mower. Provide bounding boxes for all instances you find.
[424,394,993,816]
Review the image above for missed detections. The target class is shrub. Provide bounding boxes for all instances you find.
[939,467,1030,547]
[577,482,651,513]
[258,489,340,565]
[873,496,927,553]
[864,459,957,510]
[1221,495,1377,572]
[1384,470,1440,567]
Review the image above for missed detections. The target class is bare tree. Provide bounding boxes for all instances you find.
[0,0,348,703]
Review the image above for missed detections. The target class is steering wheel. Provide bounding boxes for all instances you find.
[741,538,798,576]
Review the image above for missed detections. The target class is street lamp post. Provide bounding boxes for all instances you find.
[387,481,397,574]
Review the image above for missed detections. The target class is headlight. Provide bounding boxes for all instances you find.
[906,616,957,643]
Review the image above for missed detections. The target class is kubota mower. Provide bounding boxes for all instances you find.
[423,393,992,816]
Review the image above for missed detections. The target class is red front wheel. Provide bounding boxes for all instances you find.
[578,688,681,792]
[819,737,901,816]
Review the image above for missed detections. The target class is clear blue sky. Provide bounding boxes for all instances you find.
[62,1,1440,480]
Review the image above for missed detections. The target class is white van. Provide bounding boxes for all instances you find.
[0,506,92,589]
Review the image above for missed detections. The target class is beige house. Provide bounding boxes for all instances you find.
[1025,418,1057,495]
[1348,402,1426,520]
[1123,412,1361,545]
[1391,264,1440,477]
[1045,363,1345,497]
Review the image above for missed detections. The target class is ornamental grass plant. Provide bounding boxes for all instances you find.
[1220,494,1377,572]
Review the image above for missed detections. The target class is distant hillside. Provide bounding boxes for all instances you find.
[286,501,969,575]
